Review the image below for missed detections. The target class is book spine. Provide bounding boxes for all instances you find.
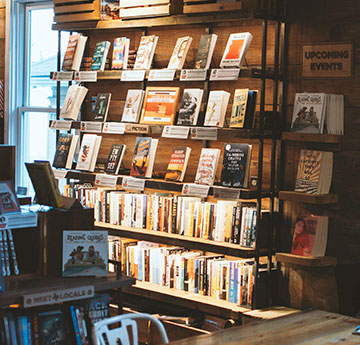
[7,229,19,275]
[2,230,11,276]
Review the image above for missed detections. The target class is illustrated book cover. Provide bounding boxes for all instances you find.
[121,89,145,123]
[101,0,120,20]
[204,90,230,127]
[194,34,218,70]
[177,89,203,126]
[62,34,88,72]
[165,147,192,182]
[130,137,158,178]
[220,32,253,68]
[53,133,79,170]
[194,148,221,185]
[60,85,88,121]
[230,89,257,128]
[167,36,193,70]
[90,41,111,71]
[92,93,111,122]
[75,134,102,172]
[38,309,68,345]
[112,37,129,69]
[104,143,126,175]
[134,35,159,70]
[0,181,20,214]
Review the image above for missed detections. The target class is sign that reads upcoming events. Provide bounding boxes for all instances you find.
[302,42,353,78]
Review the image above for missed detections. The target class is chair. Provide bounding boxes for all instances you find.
[94,313,170,345]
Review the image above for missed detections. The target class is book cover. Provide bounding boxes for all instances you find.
[165,147,191,182]
[112,37,129,69]
[37,309,67,345]
[290,93,326,133]
[121,89,145,123]
[220,32,253,68]
[230,89,249,128]
[130,137,151,177]
[0,181,20,214]
[75,134,99,172]
[62,230,108,277]
[295,150,322,194]
[104,144,126,175]
[92,93,111,122]
[91,41,111,71]
[134,35,158,70]
[195,148,221,186]
[221,144,252,188]
[101,0,120,20]
[177,89,203,126]
[194,34,217,69]
[60,85,88,121]
[140,87,180,125]
[62,34,80,71]
[204,91,230,127]
[167,36,193,70]
[53,133,79,170]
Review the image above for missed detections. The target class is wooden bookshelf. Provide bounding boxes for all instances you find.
[96,221,265,258]
[279,191,339,204]
[282,132,343,144]
[275,253,337,267]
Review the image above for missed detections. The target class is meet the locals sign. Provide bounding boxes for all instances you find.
[302,42,353,78]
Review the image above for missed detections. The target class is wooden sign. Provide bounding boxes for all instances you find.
[302,42,353,78]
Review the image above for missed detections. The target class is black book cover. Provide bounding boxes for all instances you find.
[104,144,124,174]
[53,133,72,169]
[244,90,257,129]
[194,35,212,69]
[37,308,68,345]
[92,93,111,121]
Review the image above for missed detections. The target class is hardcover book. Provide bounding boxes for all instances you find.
[221,143,252,188]
[194,148,221,186]
[53,133,79,170]
[204,90,230,127]
[220,32,253,68]
[60,85,88,121]
[62,230,108,277]
[92,93,111,122]
[140,87,180,125]
[134,35,159,70]
[62,34,88,71]
[177,89,203,126]
[194,34,218,70]
[130,137,158,178]
[121,89,145,123]
[112,37,129,69]
[38,309,67,345]
[104,144,126,175]
[90,41,111,71]
[167,36,193,70]
[230,89,258,129]
[165,147,192,182]
[75,134,102,172]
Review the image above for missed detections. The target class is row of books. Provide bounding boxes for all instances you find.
[63,32,253,72]
[0,229,19,277]
[0,294,110,345]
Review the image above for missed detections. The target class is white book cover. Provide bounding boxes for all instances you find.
[220,32,253,68]
[62,230,108,277]
[134,35,159,70]
[177,89,203,126]
[204,91,230,127]
[60,85,88,120]
[89,136,102,172]
[75,134,98,171]
[121,90,145,123]
[194,148,221,185]
[167,36,193,70]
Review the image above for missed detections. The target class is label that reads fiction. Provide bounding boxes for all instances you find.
[190,127,218,141]
[182,183,209,198]
[121,70,146,82]
[179,69,207,81]
[148,69,176,81]
[210,68,240,81]
[125,123,149,134]
[95,174,118,188]
[103,122,126,134]
[121,177,145,191]
[74,71,98,82]
[213,186,240,200]
[161,126,190,139]
[50,120,72,131]
[52,71,74,81]
[80,121,103,133]
[23,285,95,308]
[53,169,68,180]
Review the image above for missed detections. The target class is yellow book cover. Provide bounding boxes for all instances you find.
[230,89,249,128]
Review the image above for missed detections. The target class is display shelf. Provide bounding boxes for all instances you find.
[123,280,249,320]
[279,191,339,204]
[96,221,266,258]
[275,253,337,267]
[0,273,135,308]
[282,132,343,144]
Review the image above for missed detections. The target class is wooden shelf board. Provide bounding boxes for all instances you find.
[95,221,263,258]
[242,306,301,320]
[275,253,337,267]
[0,274,135,308]
[279,191,338,204]
[124,280,249,320]
[282,132,343,144]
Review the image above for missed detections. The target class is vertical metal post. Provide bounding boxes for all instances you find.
[56,30,61,121]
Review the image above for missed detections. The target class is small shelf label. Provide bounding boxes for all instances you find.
[53,169,68,180]
[103,122,125,134]
[95,174,118,187]
[80,121,103,133]
[179,69,207,81]
[121,177,145,191]
[52,71,74,81]
[125,124,150,134]
[182,183,209,198]
[210,68,240,81]
[213,187,240,200]
[50,120,72,131]
[162,126,190,139]
[74,71,97,82]
[148,69,176,81]
[121,70,146,81]
[190,127,218,140]
[0,212,38,230]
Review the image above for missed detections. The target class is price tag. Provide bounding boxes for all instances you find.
[74,71,97,82]
[161,126,190,139]
[209,68,240,81]
[53,169,68,180]
[103,122,126,134]
[121,70,146,81]
[95,174,118,187]
[80,121,103,133]
[121,177,145,191]
[179,69,207,81]
[190,127,218,140]
[213,187,240,200]
[53,71,74,81]
[182,183,209,198]
[50,120,72,131]
[125,124,150,134]
[148,69,176,81]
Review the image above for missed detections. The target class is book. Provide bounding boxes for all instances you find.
[165,147,192,182]
[220,32,253,68]
[294,150,333,194]
[62,230,108,277]
[176,89,203,126]
[91,93,111,122]
[53,133,79,170]
[204,90,230,127]
[90,41,111,71]
[37,309,68,345]
[75,134,102,172]
[104,144,126,175]
[121,89,145,123]
[134,35,159,70]
[290,93,326,133]
[140,87,180,125]
[195,148,221,186]
[60,85,88,121]
[194,34,218,69]
[101,0,120,20]
[230,89,257,128]
[130,137,158,178]
[221,144,252,188]
[112,37,129,69]
[167,36,193,70]
[291,215,328,257]
[62,34,88,71]
[0,181,20,214]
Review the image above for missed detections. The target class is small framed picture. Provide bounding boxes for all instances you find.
[0,181,21,214]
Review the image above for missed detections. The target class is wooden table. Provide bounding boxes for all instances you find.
[169,310,360,345]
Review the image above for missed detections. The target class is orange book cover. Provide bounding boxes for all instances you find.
[225,38,245,60]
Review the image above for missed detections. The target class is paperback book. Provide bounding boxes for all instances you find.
[112,37,129,69]
[220,32,253,68]
[121,89,145,123]
[230,89,257,128]
[60,85,88,121]
[38,309,68,345]
[62,34,88,71]
[75,134,102,172]
[167,36,193,70]
[204,90,230,127]
[130,137,158,178]
[53,133,79,170]
[134,35,159,70]
[194,34,218,70]
[104,143,126,175]
[165,147,192,182]
[92,93,111,122]
[177,89,203,126]
[194,148,221,185]
[90,41,111,71]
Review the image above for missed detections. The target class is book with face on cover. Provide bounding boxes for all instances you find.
[134,35,159,70]
[194,148,221,186]
[104,144,126,175]
[60,85,88,121]
[91,41,111,71]
[121,89,145,123]
[194,34,218,70]
[167,36,193,70]
[62,34,88,71]
[53,133,79,170]
[204,90,230,127]
[130,137,158,178]
[92,93,111,122]
[165,147,192,182]
[177,89,203,126]
[220,32,253,68]
[112,37,129,69]
[75,134,102,172]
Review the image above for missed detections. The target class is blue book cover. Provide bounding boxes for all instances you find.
[70,305,82,345]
